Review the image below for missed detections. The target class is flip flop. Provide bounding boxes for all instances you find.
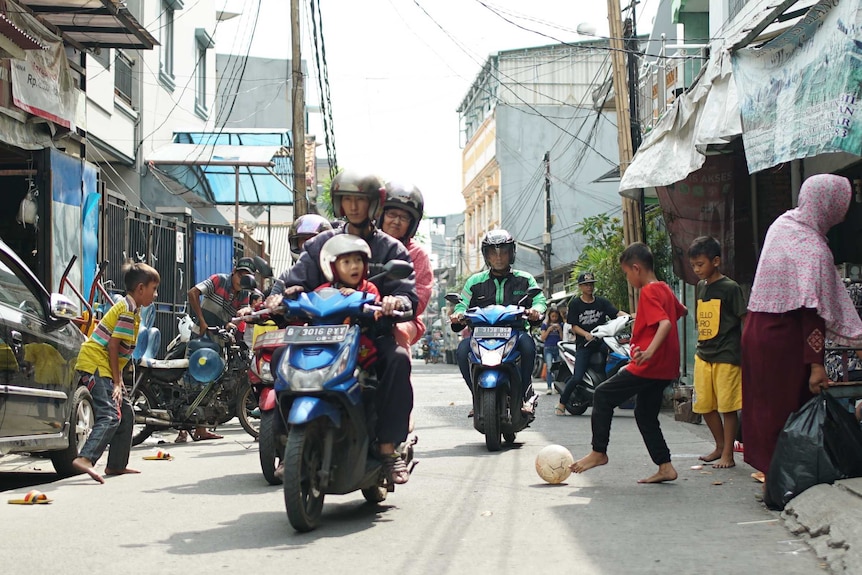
[8,490,53,505]
[143,450,173,460]
[750,471,765,483]
[192,431,223,441]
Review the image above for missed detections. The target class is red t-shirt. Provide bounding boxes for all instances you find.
[315,279,379,369]
[626,282,687,380]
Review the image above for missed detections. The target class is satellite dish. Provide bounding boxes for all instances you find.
[577,22,597,36]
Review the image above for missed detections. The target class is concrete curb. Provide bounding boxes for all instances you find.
[782,478,862,573]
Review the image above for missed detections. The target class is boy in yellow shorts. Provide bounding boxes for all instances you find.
[688,236,746,469]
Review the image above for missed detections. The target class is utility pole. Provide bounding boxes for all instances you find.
[291,0,308,217]
[543,151,552,294]
[608,0,643,310]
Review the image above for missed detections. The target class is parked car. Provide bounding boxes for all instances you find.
[0,239,90,476]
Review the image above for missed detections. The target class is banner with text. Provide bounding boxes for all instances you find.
[732,0,862,173]
[9,32,76,130]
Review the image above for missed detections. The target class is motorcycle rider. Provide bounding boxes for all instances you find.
[556,272,628,416]
[379,181,433,349]
[268,170,417,485]
[181,257,257,441]
[450,229,547,416]
[289,214,333,263]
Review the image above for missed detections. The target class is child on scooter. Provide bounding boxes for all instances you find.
[315,234,380,369]
[570,242,687,484]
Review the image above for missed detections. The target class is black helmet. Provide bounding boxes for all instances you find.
[289,214,332,262]
[331,171,385,223]
[383,181,424,240]
[481,229,516,269]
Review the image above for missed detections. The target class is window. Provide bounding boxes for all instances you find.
[194,28,214,119]
[159,3,175,91]
[114,50,133,105]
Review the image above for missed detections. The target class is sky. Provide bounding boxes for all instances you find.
[215,0,660,217]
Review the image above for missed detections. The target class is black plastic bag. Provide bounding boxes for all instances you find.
[764,391,862,510]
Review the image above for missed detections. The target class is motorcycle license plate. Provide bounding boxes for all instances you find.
[283,324,348,344]
[473,326,512,338]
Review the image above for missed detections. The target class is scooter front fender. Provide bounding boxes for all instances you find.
[260,386,277,411]
[476,369,508,389]
[287,396,342,427]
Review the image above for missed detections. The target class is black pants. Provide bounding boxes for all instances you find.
[456,333,535,401]
[560,346,604,404]
[591,369,671,465]
[373,334,413,444]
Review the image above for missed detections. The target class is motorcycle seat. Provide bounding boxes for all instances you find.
[139,357,190,370]
[133,327,162,362]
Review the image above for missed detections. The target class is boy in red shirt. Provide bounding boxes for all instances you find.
[570,242,687,483]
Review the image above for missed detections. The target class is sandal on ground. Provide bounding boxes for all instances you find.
[174,430,189,443]
[192,430,223,441]
[554,404,566,416]
[467,409,474,418]
[381,453,409,484]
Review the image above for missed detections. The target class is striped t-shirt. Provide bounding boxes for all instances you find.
[75,295,140,376]
[195,274,250,325]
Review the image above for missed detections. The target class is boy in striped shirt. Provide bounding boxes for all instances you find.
[72,262,160,483]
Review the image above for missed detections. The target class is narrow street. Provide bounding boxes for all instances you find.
[1,361,823,574]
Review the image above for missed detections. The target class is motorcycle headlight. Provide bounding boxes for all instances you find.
[470,337,481,357]
[501,335,517,357]
[481,349,502,366]
[258,357,273,382]
[285,345,353,392]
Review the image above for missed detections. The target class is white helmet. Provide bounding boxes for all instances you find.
[318,234,372,283]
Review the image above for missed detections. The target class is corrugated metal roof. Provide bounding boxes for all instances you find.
[253,224,292,278]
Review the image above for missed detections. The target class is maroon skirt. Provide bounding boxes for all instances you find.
[741,309,822,472]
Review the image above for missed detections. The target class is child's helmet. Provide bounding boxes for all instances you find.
[289,214,332,262]
[383,181,424,240]
[331,171,386,223]
[481,229,516,269]
[319,234,372,283]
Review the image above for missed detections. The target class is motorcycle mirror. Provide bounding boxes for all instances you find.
[445,293,462,304]
[369,260,413,282]
[239,274,258,291]
[519,286,543,306]
[253,255,273,278]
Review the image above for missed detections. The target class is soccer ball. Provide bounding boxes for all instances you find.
[535,444,574,484]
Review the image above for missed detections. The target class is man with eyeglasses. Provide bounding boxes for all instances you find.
[379,181,432,350]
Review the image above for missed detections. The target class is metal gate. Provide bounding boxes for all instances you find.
[101,191,190,356]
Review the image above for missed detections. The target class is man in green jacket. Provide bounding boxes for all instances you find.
[450,229,547,416]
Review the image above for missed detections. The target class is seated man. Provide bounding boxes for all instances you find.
[450,229,546,417]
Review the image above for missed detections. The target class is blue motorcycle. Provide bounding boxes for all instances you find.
[271,261,416,532]
[447,287,541,451]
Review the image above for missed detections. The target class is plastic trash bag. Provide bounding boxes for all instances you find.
[764,391,862,511]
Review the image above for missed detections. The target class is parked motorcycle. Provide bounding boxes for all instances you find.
[268,260,417,532]
[446,286,542,451]
[128,325,256,445]
[553,314,633,415]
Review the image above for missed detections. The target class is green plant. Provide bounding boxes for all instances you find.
[569,209,675,311]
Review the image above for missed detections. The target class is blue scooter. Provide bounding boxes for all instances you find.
[270,260,416,532]
[447,287,542,451]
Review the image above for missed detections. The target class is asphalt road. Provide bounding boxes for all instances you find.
[0,361,826,575]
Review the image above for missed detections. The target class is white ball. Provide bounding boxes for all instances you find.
[535,444,575,484]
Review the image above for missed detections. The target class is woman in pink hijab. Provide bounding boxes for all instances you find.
[742,174,862,476]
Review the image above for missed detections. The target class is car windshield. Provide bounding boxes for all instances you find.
[0,257,44,320]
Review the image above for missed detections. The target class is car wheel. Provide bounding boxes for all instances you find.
[51,386,95,477]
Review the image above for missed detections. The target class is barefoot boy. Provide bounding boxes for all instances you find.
[570,242,687,483]
[72,262,160,483]
[688,236,746,469]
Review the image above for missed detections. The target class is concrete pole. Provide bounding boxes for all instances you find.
[291,0,307,216]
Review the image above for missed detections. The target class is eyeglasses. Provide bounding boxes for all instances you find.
[384,212,411,223]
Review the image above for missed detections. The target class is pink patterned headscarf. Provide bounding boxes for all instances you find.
[749,174,862,345]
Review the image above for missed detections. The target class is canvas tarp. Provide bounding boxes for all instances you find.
[619,49,742,197]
